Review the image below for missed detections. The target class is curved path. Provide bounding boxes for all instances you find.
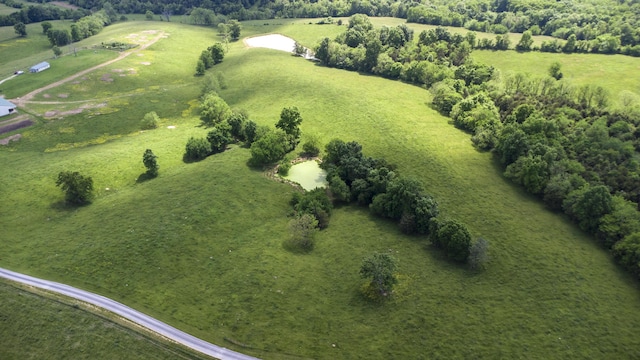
[11,31,166,108]
[0,268,259,360]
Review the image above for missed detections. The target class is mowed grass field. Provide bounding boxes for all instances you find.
[1,19,640,359]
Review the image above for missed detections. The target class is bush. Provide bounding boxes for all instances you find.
[55,171,94,205]
[184,137,211,162]
[140,111,159,130]
[286,214,319,252]
[206,126,231,153]
[612,233,640,279]
[277,161,291,176]
[360,252,398,299]
[302,134,321,156]
[431,219,472,263]
[142,149,158,177]
[468,237,489,270]
[249,129,290,165]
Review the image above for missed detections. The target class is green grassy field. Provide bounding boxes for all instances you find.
[0,280,207,359]
[472,50,640,105]
[1,19,640,359]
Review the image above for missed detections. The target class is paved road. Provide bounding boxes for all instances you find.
[0,268,260,360]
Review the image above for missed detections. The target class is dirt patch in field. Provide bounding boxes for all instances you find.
[44,103,107,119]
[100,73,114,82]
[0,133,22,145]
[0,120,32,135]
[140,62,151,66]
[43,94,51,98]
[58,93,69,98]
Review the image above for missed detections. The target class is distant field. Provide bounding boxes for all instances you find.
[1,19,640,359]
[472,49,640,105]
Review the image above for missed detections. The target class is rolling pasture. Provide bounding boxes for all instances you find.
[1,19,640,359]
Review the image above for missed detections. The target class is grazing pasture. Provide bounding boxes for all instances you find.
[1,19,639,359]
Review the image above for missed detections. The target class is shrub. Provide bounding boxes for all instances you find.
[184,137,211,162]
[140,111,159,130]
[302,134,321,156]
[277,161,291,176]
[206,126,231,153]
[431,219,472,263]
[468,237,489,270]
[612,233,640,279]
[55,171,94,205]
[249,129,290,165]
[286,214,319,252]
[360,252,398,299]
[142,149,158,177]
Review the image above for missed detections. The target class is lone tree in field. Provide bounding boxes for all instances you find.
[287,214,319,252]
[276,106,303,149]
[140,111,159,129]
[142,149,159,177]
[14,22,26,37]
[549,62,563,80]
[56,171,94,205]
[360,252,398,298]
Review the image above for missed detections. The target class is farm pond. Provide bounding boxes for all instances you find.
[283,161,327,190]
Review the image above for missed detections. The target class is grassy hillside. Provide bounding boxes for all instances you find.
[1,20,639,359]
[0,281,205,360]
[472,50,640,105]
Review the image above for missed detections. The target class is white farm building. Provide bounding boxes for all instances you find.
[29,61,50,73]
[0,98,17,117]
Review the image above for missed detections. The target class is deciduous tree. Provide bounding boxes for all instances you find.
[360,252,398,298]
[56,171,94,205]
[142,149,158,177]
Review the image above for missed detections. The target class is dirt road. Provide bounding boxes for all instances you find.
[11,31,166,108]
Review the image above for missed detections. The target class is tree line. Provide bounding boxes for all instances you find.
[6,0,624,57]
[314,15,640,281]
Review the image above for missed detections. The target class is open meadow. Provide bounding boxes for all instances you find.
[1,19,640,359]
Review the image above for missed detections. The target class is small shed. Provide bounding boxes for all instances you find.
[29,61,50,73]
[0,98,17,117]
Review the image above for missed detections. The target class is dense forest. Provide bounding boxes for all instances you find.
[313,15,640,280]
[3,0,639,55]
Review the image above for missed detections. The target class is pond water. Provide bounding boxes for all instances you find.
[283,161,327,191]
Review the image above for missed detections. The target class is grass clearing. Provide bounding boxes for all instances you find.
[472,50,640,105]
[1,19,640,359]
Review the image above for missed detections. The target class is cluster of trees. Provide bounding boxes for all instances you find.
[0,2,90,27]
[45,0,640,57]
[415,46,640,278]
[314,20,639,280]
[184,91,304,165]
[43,10,113,47]
[287,188,333,251]
[321,138,488,268]
[315,16,500,92]
[196,43,225,75]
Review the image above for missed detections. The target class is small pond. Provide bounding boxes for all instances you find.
[283,161,327,191]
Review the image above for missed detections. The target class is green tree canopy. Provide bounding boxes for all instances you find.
[360,252,398,298]
[56,171,94,205]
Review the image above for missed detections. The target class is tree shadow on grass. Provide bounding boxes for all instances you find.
[135,172,156,183]
[49,199,90,212]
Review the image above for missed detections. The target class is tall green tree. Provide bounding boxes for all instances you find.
[516,30,533,51]
[200,92,231,126]
[142,149,159,177]
[360,252,398,298]
[276,106,303,148]
[56,171,94,205]
[14,22,26,37]
[227,20,241,40]
[209,43,225,64]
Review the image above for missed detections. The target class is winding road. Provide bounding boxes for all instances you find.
[0,268,259,360]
